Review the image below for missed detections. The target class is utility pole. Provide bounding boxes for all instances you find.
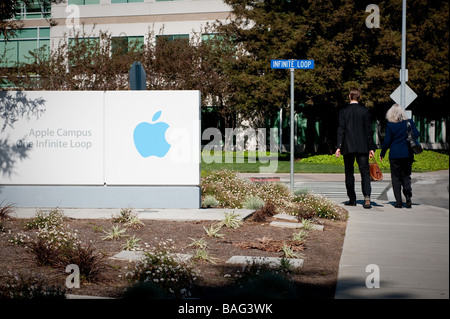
[290,67,295,192]
[400,0,407,109]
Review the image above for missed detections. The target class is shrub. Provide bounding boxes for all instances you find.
[8,231,30,245]
[231,263,297,299]
[243,195,265,210]
[293,193,348,220]
[237,271,297,299]
[112,207,134,223]
[126,240,197,298]
[101,225,128,241]
[123,235,142,251]
[203,223,224,238]
[122,281,166,299]
[0,271,66,299]
[24,209,65,230]
[28,222,82,266]
[192,248,218,264]
[281,243,304,259]
[201,170,348,219]
[28,236,61,266]
[257,182,293,209]
[290,202,317,220]
[188,237,207,249]
[112,207,144,228]
[24,209,105,282]
[220,211,242,229]
[0,201,14,220]
[292,230,308,242]
[57,242,106,283]
[201,170,255,208]
[251,201,277,222]
[201,195,219,208]
[201,170,293,210]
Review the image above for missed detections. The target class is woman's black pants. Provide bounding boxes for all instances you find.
[389,158,413,205]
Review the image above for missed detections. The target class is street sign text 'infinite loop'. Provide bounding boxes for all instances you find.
[271,60,314,70]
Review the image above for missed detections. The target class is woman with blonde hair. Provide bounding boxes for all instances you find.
[380,104,420,208]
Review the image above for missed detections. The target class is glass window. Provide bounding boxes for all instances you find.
[15,0,51,20]
[0,27,50,67]
[0,41,18,66]
[68,0,100,5]
[18,40,38,63]
[39,28,51,38]
[156,34,189,43]
[68,37,100,68]
[111,0,144,3]
[17,28,38,39]
[111,36,144,56]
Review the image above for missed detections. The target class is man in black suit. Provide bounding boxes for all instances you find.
[335,88,375,209]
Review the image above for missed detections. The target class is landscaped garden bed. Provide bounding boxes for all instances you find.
[0,171,348,299]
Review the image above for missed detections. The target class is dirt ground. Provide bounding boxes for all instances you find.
[0,212,347,299]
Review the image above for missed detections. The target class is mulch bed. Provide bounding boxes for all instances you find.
[0,212,347,299]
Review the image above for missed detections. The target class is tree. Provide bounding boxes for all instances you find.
[0,0,23,40]
[217,0,449,153]
[1,25,236,118]
[1,1,62,39]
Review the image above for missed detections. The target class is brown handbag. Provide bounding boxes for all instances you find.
[369,157,383,181]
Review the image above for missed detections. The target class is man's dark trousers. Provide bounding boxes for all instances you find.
[343,152,371,202]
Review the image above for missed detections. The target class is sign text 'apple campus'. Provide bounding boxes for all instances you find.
[16,128,94,150]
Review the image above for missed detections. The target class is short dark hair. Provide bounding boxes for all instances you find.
[349,88,361,101]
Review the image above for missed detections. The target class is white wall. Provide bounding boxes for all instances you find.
[51,0,231,45]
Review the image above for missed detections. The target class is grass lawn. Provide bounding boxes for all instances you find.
[201,160,346,173]
[200,150,449,173]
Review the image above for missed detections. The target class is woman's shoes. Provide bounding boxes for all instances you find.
[363,197,372,209]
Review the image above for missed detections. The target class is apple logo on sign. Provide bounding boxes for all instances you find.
[133,110,171,158]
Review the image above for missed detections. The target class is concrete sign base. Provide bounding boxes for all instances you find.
[0,185,201,209]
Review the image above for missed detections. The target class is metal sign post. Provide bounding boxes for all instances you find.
[400,0,407,109]
[129,62,146,90]
[271,59,314,192]
[391,0,417,118]
[290,67,295,192]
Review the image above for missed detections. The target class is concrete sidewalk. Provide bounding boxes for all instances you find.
[11,207,255,222]
[334,201,449,299]
[332,170,449,299]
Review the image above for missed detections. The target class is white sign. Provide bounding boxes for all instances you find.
[105,91,200,186]
[390,84,417,108]
[1,91,104,185]
[1,91,200,186]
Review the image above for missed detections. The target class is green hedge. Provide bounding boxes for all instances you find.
[300,150,449,172]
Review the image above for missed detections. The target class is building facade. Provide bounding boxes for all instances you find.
[1,0,231,66]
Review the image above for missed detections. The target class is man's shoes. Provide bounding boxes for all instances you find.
[406,196,412,208]
[363,197,371,209]
[394,203,403,208]
[345,200,356,206]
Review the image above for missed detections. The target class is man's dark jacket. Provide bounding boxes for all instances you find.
[336,103,375,155]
